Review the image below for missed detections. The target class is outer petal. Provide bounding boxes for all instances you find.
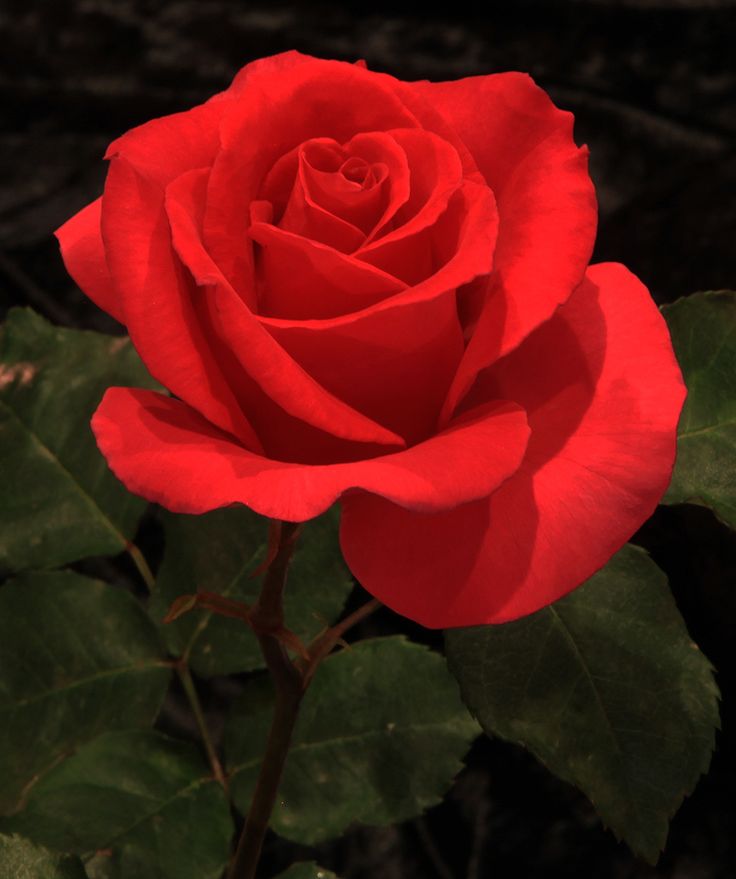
[92,389,530,522]
[97,80,260,445]
[340,264,686,628]
[55,198,123,323]
[103,92,227,185]
[413,73,597,419]
[101,157,260,448]
[226,48,475,184]
[226,50,317,94]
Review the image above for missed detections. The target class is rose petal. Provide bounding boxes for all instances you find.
[299,145,388,235]
[92,389,530,521]
[165,167,407,452]
[355,128,465,285]
[259,180,497,441]
[261,133,411,240]
[273,140,395,250]
[104,93,227,185]
[260,177,497,330]
[101,156,261,448]
[263,291,466,444]
[412,73,597,419]
[228,51,483,181]
[276,152,367,253]
[55,198,123,323]
[249,216,407,319]
[204,56,422,299]
[227,50,317,94]
[340,264,686,627]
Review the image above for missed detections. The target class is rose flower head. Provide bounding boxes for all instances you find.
[56,52,685,627]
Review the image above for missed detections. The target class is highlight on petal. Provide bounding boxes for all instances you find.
[55,198,123,323]
[340,264,686,628]
[92,388,530,522]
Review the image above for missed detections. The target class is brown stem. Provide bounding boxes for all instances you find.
[228,659,302,879]
[227,517,380,879]
[227,521,302,879]
[249,521,301,634]
[300,598,381,686]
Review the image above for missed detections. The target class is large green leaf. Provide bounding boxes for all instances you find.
[0,308,159,572]
[225,637,479,844]
[149,506,353,676]
[445,545,719,863]
[0,571,170,814]
[663,290,736,527]
[276,864,338,879]
[0,834,87,879]
[1,731,232,879]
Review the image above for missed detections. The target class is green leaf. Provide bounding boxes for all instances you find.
[663,290,736,527]
[149,506,353,676]
[225,637,479,844]
[445,545,719,863]
[0,308,159,573]
[0,571,170,814]
[0,731,233,879]
[276,863,338,879]
[0,834,87,879]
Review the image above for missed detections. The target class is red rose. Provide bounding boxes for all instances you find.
[56,52,685,627]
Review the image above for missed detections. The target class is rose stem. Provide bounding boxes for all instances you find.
[227,521,303,879]
[228,521,381,879]
[176,660,228,789]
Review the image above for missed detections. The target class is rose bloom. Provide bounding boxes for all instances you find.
[57,52,684,627]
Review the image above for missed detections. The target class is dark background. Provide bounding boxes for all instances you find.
[1,1,735,877]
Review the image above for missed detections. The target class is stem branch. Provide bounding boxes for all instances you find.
[176,662,227,789]
[126,541,155,592]
[301,597,380,686]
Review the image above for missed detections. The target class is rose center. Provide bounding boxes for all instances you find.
[252,138,390,254]
[300,142,387,206]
